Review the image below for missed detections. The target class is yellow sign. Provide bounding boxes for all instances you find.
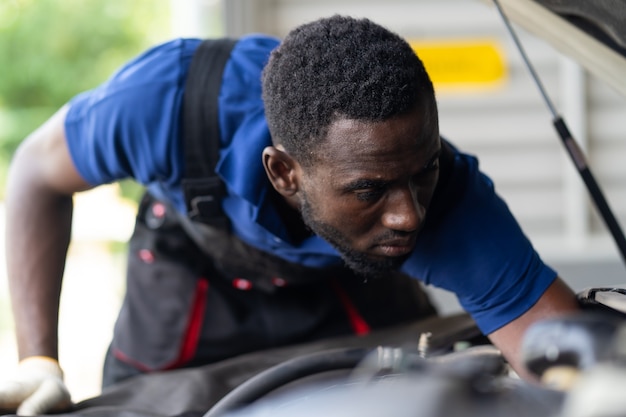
[409,39,507,93]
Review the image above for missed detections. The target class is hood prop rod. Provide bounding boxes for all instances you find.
[493,0,626,267]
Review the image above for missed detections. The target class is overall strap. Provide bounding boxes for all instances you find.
[181,38,237,228]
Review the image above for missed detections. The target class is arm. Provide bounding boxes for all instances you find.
[487,276,580,380]
[5,105,93,361]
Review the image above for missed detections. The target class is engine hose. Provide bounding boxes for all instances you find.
[203,346,371,417]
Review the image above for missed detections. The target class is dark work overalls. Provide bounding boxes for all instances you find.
[102,39,439,386]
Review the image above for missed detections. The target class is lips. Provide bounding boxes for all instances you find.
[374,238,416,257]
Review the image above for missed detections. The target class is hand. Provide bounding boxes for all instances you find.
[0,356,72,416]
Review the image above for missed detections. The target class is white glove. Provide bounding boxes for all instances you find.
[0,356,72,416]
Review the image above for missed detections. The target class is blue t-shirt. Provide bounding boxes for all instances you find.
[64,35,557,335]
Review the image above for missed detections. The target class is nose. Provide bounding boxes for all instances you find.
[380,186,425,232]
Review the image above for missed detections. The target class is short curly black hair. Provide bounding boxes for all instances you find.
[262,15,437,167]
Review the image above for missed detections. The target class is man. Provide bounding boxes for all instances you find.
[0,15,579,416]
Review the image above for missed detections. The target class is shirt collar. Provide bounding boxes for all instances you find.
[216,109,295,241]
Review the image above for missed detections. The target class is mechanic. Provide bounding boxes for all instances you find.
[0,15,579,416]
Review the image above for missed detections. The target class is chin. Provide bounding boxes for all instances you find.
[340,252,408,280]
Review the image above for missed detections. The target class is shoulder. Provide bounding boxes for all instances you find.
[64,38,206,186]
[224,34,280,83]
[405,139,557,334]
[234,34,281,55]
[107,38,203,87]
[67,38,204,120]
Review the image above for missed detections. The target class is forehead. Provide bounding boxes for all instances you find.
[311,110,439,178]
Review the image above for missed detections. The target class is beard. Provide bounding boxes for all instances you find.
[299,194,409,279]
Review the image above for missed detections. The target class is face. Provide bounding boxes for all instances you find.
[297,107,441,278]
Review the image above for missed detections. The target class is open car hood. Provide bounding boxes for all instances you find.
[493,0,626,97]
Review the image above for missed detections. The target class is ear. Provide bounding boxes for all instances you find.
[262,146,300,197]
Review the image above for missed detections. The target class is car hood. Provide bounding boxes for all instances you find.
[491,0,626,97]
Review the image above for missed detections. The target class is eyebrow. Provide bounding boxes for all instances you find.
[341,148,442,192]
[342,178,388,193]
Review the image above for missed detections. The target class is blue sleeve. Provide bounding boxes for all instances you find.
[63,38,201,187]
[403,150,557,335]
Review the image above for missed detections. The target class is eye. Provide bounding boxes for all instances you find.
[355,187,385,202]
[416,157,440,181]
[410,158,440,187]
[424,157,440,172]
[344,179,387,203]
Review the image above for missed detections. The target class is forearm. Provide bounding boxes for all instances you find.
[487,277,580,381]
[5,139,74,360]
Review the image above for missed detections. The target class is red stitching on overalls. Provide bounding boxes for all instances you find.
[331,279,371,336]
[113,278,210,372]
[112,348,152,372]
[165,277,210,369]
